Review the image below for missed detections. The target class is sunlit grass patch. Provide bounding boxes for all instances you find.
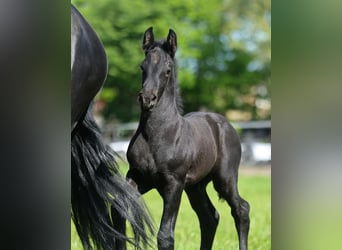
[71,163,270,250]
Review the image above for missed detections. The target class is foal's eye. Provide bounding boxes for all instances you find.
[166,69,171,76]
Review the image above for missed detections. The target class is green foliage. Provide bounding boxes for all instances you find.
[72,0,270,122]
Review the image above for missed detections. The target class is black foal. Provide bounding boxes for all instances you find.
[122,27,250,250]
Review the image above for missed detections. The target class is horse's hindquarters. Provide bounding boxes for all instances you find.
[71,5,107,129]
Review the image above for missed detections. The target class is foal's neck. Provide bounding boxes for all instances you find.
[140,82,182,135]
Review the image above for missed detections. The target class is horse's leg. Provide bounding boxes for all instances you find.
[111,170,153,250]
[110,175,140,250]
[213,173,250,250]
[185,182,219,250]
[156,174,184,250]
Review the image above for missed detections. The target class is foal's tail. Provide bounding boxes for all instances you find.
[71,111,154,250]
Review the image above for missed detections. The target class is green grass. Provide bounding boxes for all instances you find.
[72,162,271,250]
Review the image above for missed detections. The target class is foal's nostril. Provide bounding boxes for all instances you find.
[139,90,157,110]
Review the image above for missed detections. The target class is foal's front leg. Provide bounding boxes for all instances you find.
[157,174,184,250]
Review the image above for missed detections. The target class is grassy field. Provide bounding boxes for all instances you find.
[71,163,271,250]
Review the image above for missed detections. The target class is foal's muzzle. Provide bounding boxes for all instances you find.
[138,91,157,110]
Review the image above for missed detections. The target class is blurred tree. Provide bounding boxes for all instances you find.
[72,0,270,122]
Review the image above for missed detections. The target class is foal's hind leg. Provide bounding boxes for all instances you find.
[213,174,250,250]
[185,182,220,250]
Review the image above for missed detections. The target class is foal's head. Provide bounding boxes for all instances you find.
[138,27,178,111]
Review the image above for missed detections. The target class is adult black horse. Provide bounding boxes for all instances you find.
[71,5,153,250]
[119,27,250,250]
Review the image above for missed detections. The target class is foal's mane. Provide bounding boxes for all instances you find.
[145,39,184,115]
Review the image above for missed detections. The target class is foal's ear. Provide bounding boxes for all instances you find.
[166,29,177,58]
[142,27,154,52]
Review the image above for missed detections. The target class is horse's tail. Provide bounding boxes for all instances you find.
[71,110,154,250]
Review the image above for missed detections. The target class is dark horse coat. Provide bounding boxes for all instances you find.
[71,5,153,250]
[118,27,250,250]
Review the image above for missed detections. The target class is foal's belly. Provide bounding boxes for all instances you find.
[182,138,218,186]
[184,150,217,186]
[182,114,221,186]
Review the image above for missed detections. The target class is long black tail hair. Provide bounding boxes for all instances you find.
[71,109,154,249]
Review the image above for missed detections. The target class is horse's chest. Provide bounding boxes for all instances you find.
[127,132,188,176]
[127,134,156,173]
